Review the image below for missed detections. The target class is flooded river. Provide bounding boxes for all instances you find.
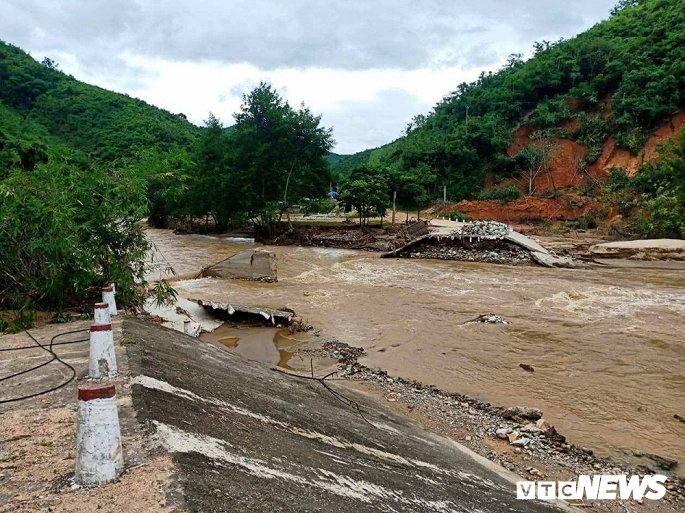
[146,227,685,473]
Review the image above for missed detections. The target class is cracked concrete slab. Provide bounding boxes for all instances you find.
[124,319,572,512]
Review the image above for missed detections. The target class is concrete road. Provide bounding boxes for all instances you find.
[125,319,571,512]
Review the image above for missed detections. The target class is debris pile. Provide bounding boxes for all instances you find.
[451,221,510,240]
[466,314,510,325]
[409,246,532,265]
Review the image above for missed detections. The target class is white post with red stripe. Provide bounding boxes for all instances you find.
[74,383,124,487]
[102,285,117,316]
[88,323,117,378]
[93,302,111,325]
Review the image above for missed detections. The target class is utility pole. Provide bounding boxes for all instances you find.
[392,190,397,225]
[443,185,447,203]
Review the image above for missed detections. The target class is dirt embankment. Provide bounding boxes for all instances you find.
[461,110,684,225]
[446,194,598,224]
[256,221,428,251]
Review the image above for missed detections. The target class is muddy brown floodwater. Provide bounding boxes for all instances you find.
[146,227,685,474]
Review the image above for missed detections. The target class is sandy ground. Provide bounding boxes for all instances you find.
[0,320,180,513]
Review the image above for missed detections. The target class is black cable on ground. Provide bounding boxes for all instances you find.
[0,328,89,352]
[0,328,88,404]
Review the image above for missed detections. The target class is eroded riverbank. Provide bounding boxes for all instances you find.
[146,227,685,475]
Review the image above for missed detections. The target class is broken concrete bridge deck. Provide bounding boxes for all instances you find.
[125,318,572,512]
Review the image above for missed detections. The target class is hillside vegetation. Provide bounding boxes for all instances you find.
[0,44,332,315]
[1,0,684,319]
[333,0,684,234]
[0,41,199,166]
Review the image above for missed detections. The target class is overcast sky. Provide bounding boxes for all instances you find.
[1,0,617,153]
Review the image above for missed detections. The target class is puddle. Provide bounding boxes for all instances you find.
[201,325,303,370]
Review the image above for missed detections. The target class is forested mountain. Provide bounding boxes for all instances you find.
[0,40,200,171]
[343,0,684,204]
[0,44,333,313]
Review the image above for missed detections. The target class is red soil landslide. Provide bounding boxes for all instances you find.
[449,195,597,224]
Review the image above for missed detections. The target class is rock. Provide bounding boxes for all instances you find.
[520,423,543,434]
[674,414,685,424]
[640,453,678,471]
[510,437,531,447]
[519,363,534,373]
[469,314,509,325]
[452,221,509,240]
[507,433,518,443]
[502,406,543,421]
[496,428,510,440]
[464,435,472,441]
[535,418,553,431]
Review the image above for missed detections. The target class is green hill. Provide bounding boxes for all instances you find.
[0,41,200,171]
[361,0,684,200]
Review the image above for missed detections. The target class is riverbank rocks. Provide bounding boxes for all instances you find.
[201,249,277,281]
[496,428,510,440]
[589,239,685,269]
[502,406,543,421]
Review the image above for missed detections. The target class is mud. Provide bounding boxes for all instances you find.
[146,228,685,476]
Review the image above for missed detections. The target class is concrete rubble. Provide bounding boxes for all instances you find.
[193,298,294,326]
[382,219,576,268]
[201,249,277,282]
[450,220,510,239]
[589,239,685,269]
[124,319,569,513]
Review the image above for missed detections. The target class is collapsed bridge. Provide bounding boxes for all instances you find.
[382,220,575,268]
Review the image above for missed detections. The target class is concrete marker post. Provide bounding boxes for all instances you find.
[88,323,117,378]
[74,383,124,487]
[183,319,193,336]
[102,285,117,317]
[93,302,111,325]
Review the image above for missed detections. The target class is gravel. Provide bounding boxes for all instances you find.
[451,221,510,239]
[308,338,685,512]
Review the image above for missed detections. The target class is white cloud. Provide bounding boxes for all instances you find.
[0,0,617,152]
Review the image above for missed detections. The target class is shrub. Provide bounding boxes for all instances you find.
[0,160,151,310]
[437,211,471,222]
[530,98,573,129]
[300,197,336,216]
[574,113,609,164]
[605,167,631,191]
[477,184,521,202]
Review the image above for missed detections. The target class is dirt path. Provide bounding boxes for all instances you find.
[0,321,178,513]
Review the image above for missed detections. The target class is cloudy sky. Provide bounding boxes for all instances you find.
[1,0,616,153]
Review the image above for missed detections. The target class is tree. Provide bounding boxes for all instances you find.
[517,131,557,194]
[231,83,333,226]
[339,166,389,226]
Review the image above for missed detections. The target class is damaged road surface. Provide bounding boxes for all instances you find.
[125,319,570,512]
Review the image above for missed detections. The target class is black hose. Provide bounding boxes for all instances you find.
[0,335,90,352]
[0,328,88,404]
